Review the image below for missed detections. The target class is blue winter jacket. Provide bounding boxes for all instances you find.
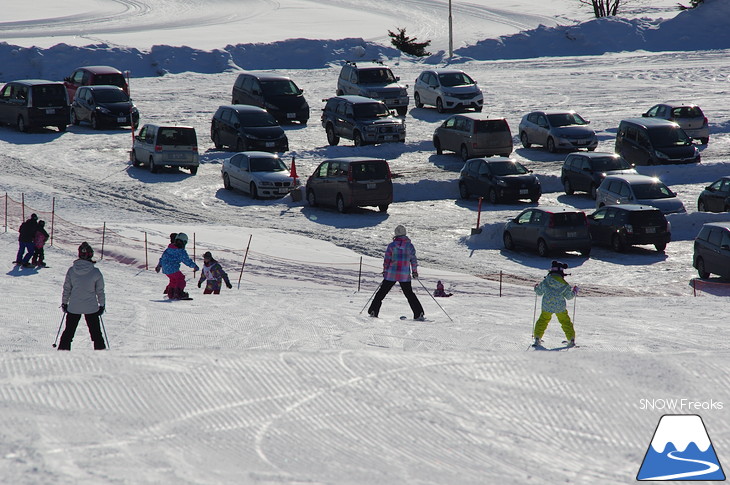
[534,273,574,313]
[158,246,198,275]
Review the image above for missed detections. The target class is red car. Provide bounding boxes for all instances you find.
[63,66,128,102]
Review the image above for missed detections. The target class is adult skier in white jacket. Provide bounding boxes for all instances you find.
[59,242,106,350]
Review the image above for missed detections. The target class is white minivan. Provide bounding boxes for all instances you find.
[595,174,685,214]
[131,124,199,175]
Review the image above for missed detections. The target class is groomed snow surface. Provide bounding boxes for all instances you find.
[2,1,730,484]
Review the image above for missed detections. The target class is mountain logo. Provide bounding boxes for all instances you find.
[637,414,725,481]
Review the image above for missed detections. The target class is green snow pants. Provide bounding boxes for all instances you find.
[534,310,575,341]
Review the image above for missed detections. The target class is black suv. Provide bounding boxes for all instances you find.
[71,85,139,129]
[587,204,670,252]
[697,176,730,213]
[231,72,309,124]
[306,157,393,213]
[694,222,730,279]
[458,157,540,204]
[0,80,69,132]
[321,95,405,146]
[211,105,288,153]
[336,61,409,116]
[561,152,636,199]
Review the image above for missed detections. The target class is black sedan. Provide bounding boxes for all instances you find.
[70,85,139,129]
[458,157,541,204]
[697,176,730,213]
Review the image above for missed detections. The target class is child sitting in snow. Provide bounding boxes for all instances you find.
[434,280,452,297]
[197,251,233,294]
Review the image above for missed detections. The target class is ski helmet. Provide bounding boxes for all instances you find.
[175,233,189,244]
[394,225,407,237]
[78,242,94,260]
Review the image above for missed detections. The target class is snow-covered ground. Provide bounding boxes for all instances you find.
[1,1,730,484]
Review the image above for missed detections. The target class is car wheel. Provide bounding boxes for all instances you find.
[336,194,347,213]
[57,125,67,132]
[700,137,709,145]
[537,238,549,257]
[697,199,707,212]
[458,182,470,200]
[91,114,100,130]
[436,98,445,114]
[212,131,222,150]
[326,124,340,146]
[590,184,598,200]
[546,137,556,153]
[460,144,469,161]
[414,92,423,109]
[611,234,626,252]
[250,182,259,199]
[17,116,27,133]
[236,138,246,152]
[564,178,574,195]
[655,242,667,252]
[378,204,389,213]
[520,132,531,148]
[474,106,483,112]
[503,232,515,250]
[132,150,142,167]
[223,173,232,190]
[189,166,198,175]
[587,146,596,152]
[353,131,365,147]
[433,136,443,155]
[530,194,541,204]
[488,188,498,205]
[697,257,710,279]
[149,157,158,173]
[307,189,317,207]
[71,110,80,126]
[396,107,407,116]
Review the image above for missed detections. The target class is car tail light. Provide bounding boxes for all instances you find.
[154,145,162,152]
[192,146,198,153]
[386,164,392,180]
[582,213,589,227]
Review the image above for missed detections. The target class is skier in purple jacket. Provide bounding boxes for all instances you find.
[368,225,425,320]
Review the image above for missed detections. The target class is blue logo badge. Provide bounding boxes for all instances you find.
[637,414,725,481]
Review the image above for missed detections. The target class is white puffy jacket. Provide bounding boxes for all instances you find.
[62,259,106,314]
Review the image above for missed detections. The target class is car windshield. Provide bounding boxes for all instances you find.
[158,128,197,146]
[237,111,279,127]
[351,162,389,180]
[93,74,126,89]
[474,119,508,133]
[552,212,586,227]
[648,126,691,147]
[94,89,129,103]
[632,182,674,199]
[438,72,475,87]
[358,68,396,84]
[670,106,703,118]
[261,80,300,96]
[547,112,587,127]
[250,157,288,172]
[591,156,631,171]
[353,103,390,119]
[490,161,528,176]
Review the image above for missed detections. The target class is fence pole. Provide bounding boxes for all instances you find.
[692,278,696,297]
[237,234,253,289]
[100,222,106,260]
[21,193,25,221]
[193,232,197,277]
[50,197,55,246]
[499,270,503,297]
[4,192,7,233]
[358,256,362,292]
[144,232,148,270]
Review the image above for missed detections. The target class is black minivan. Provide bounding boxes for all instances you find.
[694,222,730,279]
[0,80,69,132]
[615,118,700,165]
[231,72,309,124]
[587,204,670,252]
[306,157,393,213]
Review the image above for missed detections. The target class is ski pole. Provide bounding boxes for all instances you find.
[52,313,66,348]
[416,278,453,322]
[359,281,382,314]
[532,291,538,337]
[100,315,110,350]
[572,292,577,324]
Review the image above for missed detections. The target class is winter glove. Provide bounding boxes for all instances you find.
[572,286,580,295]
[198,280,203,288]
[226,282,233,289]
[96,306,105,316]
[155,265,161,273]
[194,265,200,272]
[412,271,419,279]
[61,303,68,313]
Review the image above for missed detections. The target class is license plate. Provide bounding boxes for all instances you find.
[278,188,290,194]
[520,189,528,195]
[384,135,396,141]
[567,232,577,238]
[45,108,55,114]
[266,142,275,147]
[169,153,186,160]
[367,183,376,189]
[286,113,296,119]
[385,99,397,105]
[646,227,656,233]
[117,117,126,123]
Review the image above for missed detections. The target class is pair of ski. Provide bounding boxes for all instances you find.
[530,340,579,351]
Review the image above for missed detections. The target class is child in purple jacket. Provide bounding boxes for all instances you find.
[368,225,425,320]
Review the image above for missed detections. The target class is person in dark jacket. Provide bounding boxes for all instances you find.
[198,251,232,294]
[31,220,50,267]
[15,213,39,267]
[368,225,425,321]
[59,242,106,351]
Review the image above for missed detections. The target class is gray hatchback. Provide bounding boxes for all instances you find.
[693,222,730,279]
[503,206,591,257]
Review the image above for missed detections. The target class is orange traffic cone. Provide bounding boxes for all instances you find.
[290,156,298,182]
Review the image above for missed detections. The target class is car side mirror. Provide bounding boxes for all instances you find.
[642,113,649,117]
[64,77,71,83]
[395,76,400,81]
[671,191,677,197]
[706,185,714,191]
[587,214,595,220]
[722,244,730,251]
[585,120,591,124]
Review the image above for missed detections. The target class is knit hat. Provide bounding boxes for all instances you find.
[78,242,94,261]
[30,213,38,220]
[203,251,213,260]
[38,220,45,227]
[394,225,407,237]
[549,260,568,276]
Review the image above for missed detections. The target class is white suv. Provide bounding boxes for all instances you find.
[414,69,483,113]
[595,174,685,214]
[336,61,409,116]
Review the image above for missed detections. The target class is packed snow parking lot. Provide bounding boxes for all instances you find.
[1,1,730,484]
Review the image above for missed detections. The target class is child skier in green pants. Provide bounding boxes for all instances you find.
[533,261,579,347]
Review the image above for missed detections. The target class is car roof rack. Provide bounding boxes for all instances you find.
[344,59,384,66]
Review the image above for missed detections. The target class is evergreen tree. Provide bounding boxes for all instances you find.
[388,28,431,57]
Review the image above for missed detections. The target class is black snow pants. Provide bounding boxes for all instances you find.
[58,313,106,350]
[368,280,424,318]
